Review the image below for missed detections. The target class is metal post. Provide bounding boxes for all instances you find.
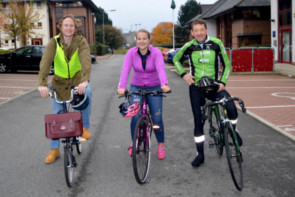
[102,11,105,45]
[102,9,116,45]
[172,10,175,50]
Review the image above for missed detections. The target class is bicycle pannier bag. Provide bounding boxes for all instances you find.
[44,112,83,139]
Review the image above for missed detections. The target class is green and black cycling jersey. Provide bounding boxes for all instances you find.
[173,36,231,86]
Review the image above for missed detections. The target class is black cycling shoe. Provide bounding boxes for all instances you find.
[191,155,204,167]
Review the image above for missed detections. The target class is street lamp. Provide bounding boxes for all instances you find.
[103,9,116,45]
[134,23,141,31]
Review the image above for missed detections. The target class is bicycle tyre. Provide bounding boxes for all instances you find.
[64,147,74,188]
[76,137,82,155]
[209,106,223,155]
[132,116,151,184]
[224,122,243,191]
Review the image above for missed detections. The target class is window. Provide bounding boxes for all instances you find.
[37,2,42,9]
[279,0,292,11]
[5,40,8,46]
[278,0,292,27]
[38,22,42,29]
[30,23,35,28]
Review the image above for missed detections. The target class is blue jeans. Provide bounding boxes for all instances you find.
[130,85,165,143]
[50,84,92,149]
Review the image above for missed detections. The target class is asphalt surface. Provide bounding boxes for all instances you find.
[0,54,294,197]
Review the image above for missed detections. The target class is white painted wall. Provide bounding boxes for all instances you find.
[270,0,278,61]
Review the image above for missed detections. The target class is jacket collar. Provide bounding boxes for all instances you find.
[136,46,151,56]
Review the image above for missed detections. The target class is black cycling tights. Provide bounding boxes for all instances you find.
[189,85,238,137]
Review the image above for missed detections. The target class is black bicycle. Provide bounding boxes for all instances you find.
[201,96,246,191]
[49,87,83,187]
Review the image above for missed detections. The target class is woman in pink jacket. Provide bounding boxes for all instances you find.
[117,29,171,159]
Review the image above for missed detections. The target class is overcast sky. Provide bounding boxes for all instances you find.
[92,0,218,33]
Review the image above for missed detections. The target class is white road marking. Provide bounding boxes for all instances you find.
[246,105,295,109]
[271,92,295,100]
[228,87,295,88]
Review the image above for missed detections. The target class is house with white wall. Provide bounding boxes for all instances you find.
[0,0,98,48]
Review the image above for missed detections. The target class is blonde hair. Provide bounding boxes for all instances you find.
[58,14,79,32]
[136,29,150,39]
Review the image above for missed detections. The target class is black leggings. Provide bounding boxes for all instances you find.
[189,85,238,137]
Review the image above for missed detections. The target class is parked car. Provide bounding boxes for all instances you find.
[0,46,96,74]
[165,48,188,64]
[165,49,176,63]
[91,55,96,64]
[161,48,171,61]
[0,45,53,74]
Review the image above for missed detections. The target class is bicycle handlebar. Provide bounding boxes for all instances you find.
[119,89,171,99]
[49,86,76,104]
[201,97,247,114]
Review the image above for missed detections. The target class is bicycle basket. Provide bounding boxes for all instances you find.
[44,112,83,138]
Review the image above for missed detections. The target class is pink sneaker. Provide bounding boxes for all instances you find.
[128,143,133,156]
[157,145,165,159]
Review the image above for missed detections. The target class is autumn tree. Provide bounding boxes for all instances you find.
[176,0,201,43]
[2,0,42,48]
[151,22,176,46]
[0,3,8,47]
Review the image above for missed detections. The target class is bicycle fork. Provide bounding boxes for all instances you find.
[63,140,77,167]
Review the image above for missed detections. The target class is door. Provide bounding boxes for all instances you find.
[280,29,291,63]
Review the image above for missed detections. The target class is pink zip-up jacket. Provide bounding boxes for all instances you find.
[118,45,168,89]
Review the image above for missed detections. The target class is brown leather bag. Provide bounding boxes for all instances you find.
[45,112,83,139]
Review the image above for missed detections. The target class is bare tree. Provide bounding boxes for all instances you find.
[2,0,41,48]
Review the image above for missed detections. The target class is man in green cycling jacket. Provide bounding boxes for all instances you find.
[173,19,242,167]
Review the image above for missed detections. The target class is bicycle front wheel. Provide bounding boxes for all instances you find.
[132,116,151,184]
[76,137,82,155]
[224,122,243,191]
[64,147,74,188]
[209,105,223,155]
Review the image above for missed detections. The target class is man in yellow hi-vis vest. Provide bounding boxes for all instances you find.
[38,14,92,164]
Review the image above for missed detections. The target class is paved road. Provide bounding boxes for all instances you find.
[0,54,294,196]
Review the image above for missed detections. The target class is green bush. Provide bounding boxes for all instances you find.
[114,47,128,54]
[0,49,14,54]
[156,43,184,49]
[89,44,97,55]
[96,44,110,56]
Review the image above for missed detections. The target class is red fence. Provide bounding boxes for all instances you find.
[226,48,274,72]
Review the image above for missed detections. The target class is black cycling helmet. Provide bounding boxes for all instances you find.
[70,91,89,110]
[197,76,220,96]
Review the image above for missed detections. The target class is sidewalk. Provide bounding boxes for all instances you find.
[274,63,295,77]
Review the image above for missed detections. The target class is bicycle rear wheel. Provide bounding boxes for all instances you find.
[224,122,243,190]
[64,147,74,188]
[209,105,223,155]
[132,116,151,184]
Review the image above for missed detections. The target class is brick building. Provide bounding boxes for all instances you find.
[0,0,99,48]
[193,0,271,48]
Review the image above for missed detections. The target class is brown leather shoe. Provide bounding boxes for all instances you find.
[82,128,92,139]
[45,149,60,164]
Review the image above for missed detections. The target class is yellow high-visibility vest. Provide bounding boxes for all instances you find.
[53,35,81,78]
